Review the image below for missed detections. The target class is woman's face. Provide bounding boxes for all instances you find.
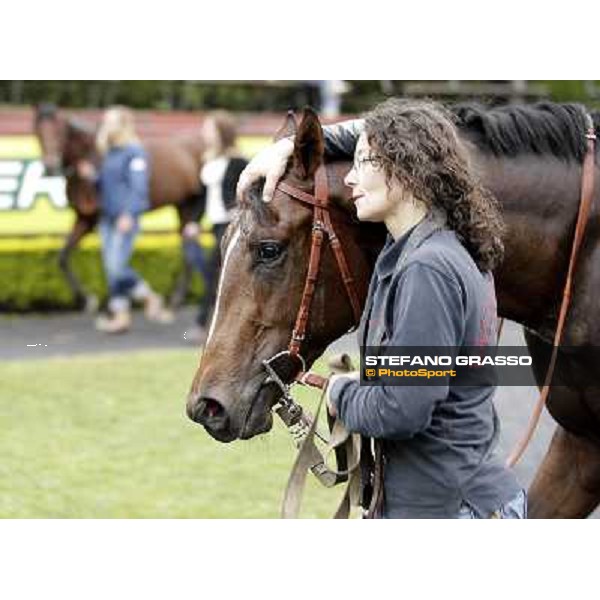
[344,133,402,222]
[201,118,222,151]
[102,110,122,144]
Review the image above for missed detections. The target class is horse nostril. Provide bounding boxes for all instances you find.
[204,398,223,419]
[190,396,227,425]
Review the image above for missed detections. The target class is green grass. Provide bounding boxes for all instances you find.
[0,349,354,518]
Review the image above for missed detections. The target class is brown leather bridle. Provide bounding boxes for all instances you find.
[262,164,362,402]
[261,162,365,495]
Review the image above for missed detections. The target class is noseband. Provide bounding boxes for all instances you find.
[262,164,362,417]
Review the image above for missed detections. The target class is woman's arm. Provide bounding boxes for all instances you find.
[236,119,363,203]
[328,263,465,440]
[123,150,149,217]
[322,119,364,157]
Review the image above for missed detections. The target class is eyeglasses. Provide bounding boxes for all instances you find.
[353,154,384,172]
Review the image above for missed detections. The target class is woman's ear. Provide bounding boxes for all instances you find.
[292,107,324,180]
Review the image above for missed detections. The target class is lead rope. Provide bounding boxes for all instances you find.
[280,374,362,519]
[496,318,505,343]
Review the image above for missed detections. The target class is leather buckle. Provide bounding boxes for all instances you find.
[292,330,305,343]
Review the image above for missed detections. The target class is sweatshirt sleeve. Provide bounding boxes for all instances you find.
[123,149,150,216]
[330,263,465,440]
[322,119,364,159]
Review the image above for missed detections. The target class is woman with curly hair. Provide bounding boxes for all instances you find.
[238,98,525,519]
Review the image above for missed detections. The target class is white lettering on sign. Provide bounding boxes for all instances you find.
[0,159,67,211]
[0,161,24,176]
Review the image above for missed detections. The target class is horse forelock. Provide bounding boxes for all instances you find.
[241,178,279,227]
[242,159,356,228]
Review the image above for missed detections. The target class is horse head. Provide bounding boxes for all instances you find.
[186,108,384,443]
[34,104,100,218]
[34,103,63,176]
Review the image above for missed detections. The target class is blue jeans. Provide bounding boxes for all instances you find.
[183,237,210,282]
[457,489,528,519]
[99,218,148,312]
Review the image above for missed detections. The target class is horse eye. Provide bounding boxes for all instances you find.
[257,242,283,262]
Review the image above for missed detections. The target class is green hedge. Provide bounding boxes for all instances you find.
[0,233,213,312]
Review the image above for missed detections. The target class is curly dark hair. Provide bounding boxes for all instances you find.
[364,98,505,272]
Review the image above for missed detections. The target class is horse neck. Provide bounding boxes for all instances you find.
[326,158,383,225]
[178,136,205,167]
[475,151,594,328]
[328,151,595,332]
[325,159,387,275]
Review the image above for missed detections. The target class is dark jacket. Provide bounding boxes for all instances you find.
[191,156,248,222]
[328,208,521,519]
[98,144,150,218]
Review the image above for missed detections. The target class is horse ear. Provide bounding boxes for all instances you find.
[274,110,297,141]
[34,102,58,124]
[292,107,324,180]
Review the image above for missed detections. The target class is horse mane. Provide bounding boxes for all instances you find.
[451,101,599,163]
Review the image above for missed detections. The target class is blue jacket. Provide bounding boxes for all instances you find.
[98,144,150,218]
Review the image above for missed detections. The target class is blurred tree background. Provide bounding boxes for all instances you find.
[1,80,599,113]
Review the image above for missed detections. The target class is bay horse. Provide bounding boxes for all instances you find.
[187,103,600,518]
[34,104,205,310]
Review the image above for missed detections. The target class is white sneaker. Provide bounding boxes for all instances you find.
[95,311,132,334]
[144,293,175,324]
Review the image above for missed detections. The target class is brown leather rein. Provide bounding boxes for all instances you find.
[505,115,597,466]
[260,163,366,498]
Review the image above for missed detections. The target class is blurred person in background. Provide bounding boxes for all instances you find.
[80,106,172,334]
[183,110,248,345]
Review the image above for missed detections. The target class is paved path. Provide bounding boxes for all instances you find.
[0,307,201,361]
[1,311,596,516]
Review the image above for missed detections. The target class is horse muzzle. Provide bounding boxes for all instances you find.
[186,379,280,442]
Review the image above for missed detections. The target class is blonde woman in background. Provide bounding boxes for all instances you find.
[82,106,172,333]
[183,110,248,345]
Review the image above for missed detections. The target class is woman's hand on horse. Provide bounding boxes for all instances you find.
[326,371,361,417]
[237,138,294,203]
[117,213,135,234]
